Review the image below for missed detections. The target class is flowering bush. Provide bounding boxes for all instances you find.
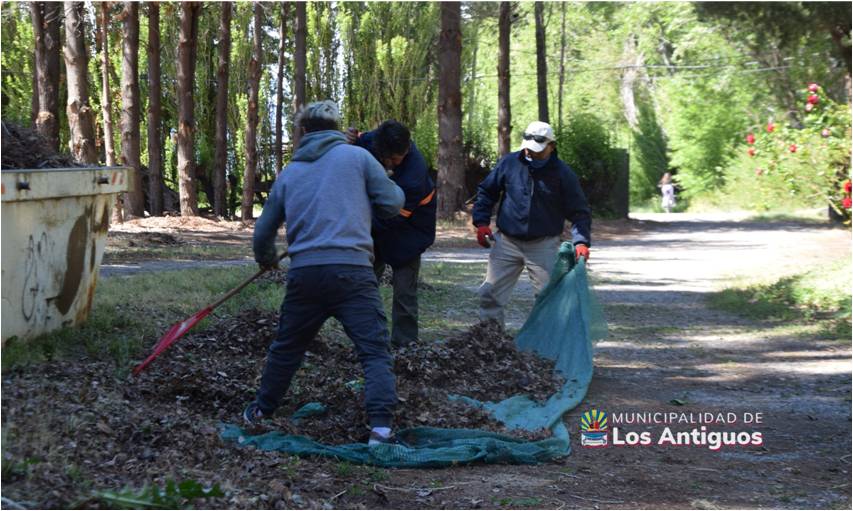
[745,83,852,222]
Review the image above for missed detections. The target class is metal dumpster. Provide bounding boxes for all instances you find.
[1,166,130,343]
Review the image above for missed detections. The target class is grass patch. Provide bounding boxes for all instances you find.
[1,266,283,373]
[741,211,832,225]
[708,257,851,340]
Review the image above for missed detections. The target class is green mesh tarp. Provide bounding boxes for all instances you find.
[221,242,606,467]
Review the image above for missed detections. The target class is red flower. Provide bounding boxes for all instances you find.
[748,147,756,157]
[746,133,756,145]
[807,94,819,105]
[843,197,852,209]
[844,180,852,194]
[805,103,814,112]
[789,144,797,153]
[821,129,831,138]
[766,122,776,133]
[808,83,819,93]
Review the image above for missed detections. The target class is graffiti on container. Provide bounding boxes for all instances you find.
[21,232,51,325]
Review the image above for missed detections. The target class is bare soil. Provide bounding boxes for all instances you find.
[2,213,851,509]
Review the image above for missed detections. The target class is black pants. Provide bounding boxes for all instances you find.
[254,265,396,428]
[374,256,420,346]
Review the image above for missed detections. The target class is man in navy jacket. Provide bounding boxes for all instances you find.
[472,121,591,326]
[347,120,437,346]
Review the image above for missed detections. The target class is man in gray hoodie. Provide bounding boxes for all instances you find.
[246,100,405,445]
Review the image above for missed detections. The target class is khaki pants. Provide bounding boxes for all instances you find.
[478,233,560,326]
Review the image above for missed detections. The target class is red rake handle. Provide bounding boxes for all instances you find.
[132,252,288,376]
[132,307,213,375]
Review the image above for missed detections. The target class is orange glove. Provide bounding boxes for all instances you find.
[575,244,590,261]
[476,225,494,248]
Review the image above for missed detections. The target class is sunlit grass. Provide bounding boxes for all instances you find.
[1,266,282,372]
[708,257,851,340]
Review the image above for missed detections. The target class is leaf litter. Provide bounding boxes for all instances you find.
[2,288,563,508]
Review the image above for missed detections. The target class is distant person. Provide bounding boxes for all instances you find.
[247,100,405,446]
[346,121,436,347]
[472,121,592,327]
[659,172,676,214]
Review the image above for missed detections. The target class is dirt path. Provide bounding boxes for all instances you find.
[7,215,851,509]
[379,214,852,509]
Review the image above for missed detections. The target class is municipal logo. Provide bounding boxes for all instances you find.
[580,409,608,447]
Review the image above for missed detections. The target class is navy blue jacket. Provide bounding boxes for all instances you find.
[357,131,437,268]
[472,150,591,246]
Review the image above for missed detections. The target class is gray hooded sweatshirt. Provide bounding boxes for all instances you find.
[254,130,404,269]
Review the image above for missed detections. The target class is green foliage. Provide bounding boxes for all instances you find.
[664,76,749,198]
[554,112,619,213]
[339,2,439,147]
[95,479,224,509]
[630,100,669,203]
[2,1,848,216]
[307,2,340,103]
[745,83,852,219]
[1,2,35,126]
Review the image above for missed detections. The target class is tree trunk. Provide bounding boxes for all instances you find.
[275,2,289,175]
[213,2,232,218]
[292,1,306,149]
[497,1,511,156]
[100,3,116,167]
[557,2,567,132]
[120,2,145,217]
[63,1,98,164]
[177,2,201,216]
[147,2,163,215]
[466,24,478,130]
[31,53,39,127]
[30,1,61,151]
[242,2,263,221]
[534,1,549,123]
[99,3,121,223]
[620,35,642,130]
[437,2,464,220]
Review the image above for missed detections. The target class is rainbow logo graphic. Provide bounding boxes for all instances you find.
[580,409,609,447]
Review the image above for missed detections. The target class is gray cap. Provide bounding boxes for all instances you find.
[297,100,341,126]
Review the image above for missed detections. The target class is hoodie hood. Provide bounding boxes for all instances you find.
[291,130,347,162]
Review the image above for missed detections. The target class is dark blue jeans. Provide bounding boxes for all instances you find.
[254,264,397,428]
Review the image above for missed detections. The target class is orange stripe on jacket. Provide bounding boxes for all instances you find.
[399,189,435,218]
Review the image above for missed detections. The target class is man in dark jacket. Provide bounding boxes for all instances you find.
[472,121,592,327]
[347,120,436,346]
[247,101,405,446]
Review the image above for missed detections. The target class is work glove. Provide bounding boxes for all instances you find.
[575,244,590,262]
[476,225,494,248]
[345,127,360,145]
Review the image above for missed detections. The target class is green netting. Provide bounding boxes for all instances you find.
[221,242,607,467]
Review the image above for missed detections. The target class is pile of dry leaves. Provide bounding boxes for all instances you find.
[1,122,87,170]
[130,306,562,444]
[1,304,562,508]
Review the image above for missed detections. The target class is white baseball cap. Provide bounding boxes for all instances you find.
[520,121,555,153]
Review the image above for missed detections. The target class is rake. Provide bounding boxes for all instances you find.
[132,252,287,376]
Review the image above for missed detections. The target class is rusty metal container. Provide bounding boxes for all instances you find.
[1,166,130,343]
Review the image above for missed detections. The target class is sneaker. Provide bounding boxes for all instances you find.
[368,431,404,446]
[242,402,265,426]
